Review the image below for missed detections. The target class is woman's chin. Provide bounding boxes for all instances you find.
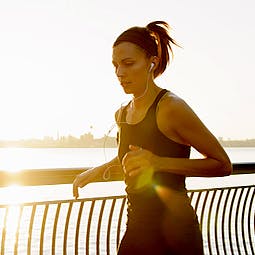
[122,87,133,94]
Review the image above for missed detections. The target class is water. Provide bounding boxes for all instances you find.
[0,147,118,172]
[0,147,254,203]
[0,146,254,171]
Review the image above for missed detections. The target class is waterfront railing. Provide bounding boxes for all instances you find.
[0,163,254,254]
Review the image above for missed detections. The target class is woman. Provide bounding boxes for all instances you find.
[73,21,232,255]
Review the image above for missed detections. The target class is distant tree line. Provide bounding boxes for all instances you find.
[0,134,254,148]
[218,138,255,147]
[0,133,117,148]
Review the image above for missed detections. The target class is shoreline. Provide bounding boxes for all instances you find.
[0,135,255,148]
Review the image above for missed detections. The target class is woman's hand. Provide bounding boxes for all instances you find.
[73,167,100,199]
[122,145,157,190]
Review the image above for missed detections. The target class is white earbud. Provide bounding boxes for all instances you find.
[149,62,155,72]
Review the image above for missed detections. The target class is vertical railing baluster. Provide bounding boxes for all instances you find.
[228,188,238,254]
[116,197,126,250]
[207,190,217,255]
[106,199,116,255]
[235,187,244,255]
[86,200,95,255]
[63,202,73,255]
[14,205,23,255]
[241,187,251,255]
[214,189,224,255]
[1,207,8,255]
[247,187,255,255]
[194,191,202,215]
[96,200,106,255]
[188,191,194,202]
[52,203,61,255]
[221,189,231,255]
[200,190,209,227]
[200,190,209,254]
[39,204,49,254]
[75,201,84,255]
[27,204,36,255]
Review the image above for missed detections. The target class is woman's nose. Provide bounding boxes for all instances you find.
[116,66,125,77]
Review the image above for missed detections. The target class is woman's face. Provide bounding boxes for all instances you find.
[112,42,151,96]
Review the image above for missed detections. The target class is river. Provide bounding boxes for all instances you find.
[0,147,254,204]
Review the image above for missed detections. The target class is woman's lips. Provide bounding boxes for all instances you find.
[120,81,131,87]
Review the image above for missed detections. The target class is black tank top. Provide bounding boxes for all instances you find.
[117,90,204,254]
[118,89,190,191]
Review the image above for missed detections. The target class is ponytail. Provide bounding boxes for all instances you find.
[146,21,180,77]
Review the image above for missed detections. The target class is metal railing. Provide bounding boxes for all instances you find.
[0,196,127,255]
[0,163,255,255]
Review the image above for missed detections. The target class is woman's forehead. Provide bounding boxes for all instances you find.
[112,42,145,61]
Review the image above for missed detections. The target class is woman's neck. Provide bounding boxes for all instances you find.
[131,84,161,110]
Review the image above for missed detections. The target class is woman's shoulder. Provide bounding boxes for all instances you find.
[157,89,204,131]
[115,102,130,123]
[158,90,190,115]
[156,90,196,144]
[157,90,201,128]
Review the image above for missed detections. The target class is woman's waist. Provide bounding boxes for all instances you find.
[126,186,193,230]
[125,171,186,193]
[126,189,164,230]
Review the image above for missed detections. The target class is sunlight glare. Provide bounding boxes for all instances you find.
[2,185,25,204]
[0,148,25,172]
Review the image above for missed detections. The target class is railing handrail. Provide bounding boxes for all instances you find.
[0,195,127,208]
[0,162,254,187]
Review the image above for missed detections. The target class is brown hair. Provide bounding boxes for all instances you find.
[113,21,180,78]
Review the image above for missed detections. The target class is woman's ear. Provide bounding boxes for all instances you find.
[149,62,155,72]
[151,56,160,69]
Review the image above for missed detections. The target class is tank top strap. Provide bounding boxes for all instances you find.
[119,89,168,124]
[120,103,129,123]
[152,89,169,108]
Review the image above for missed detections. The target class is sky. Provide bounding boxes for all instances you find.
[0,0,254,140]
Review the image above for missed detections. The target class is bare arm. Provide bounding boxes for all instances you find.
[73,157,123,199]
[73,108,125,198]
[155,94,232,177]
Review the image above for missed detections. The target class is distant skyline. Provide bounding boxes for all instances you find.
[0,0,254,140]
[1,132,254,149]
